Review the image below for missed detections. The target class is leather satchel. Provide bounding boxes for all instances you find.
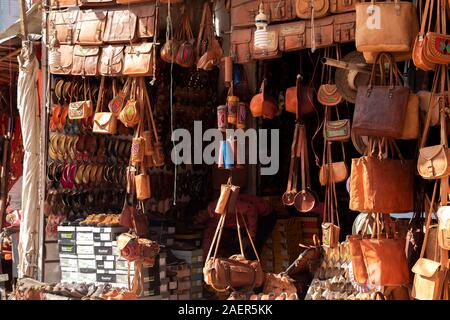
[296,0,330,19]
[69,79,93,120]
[250,80,278,119]
[412,0,436,71]
[49,45,73,75]
[71,45,100,76]
[99,45,124,76]
[231,0,297,28]
[93,77,117,135]
[75,10,107,45]
[353,53,409,138]
[423,0,450,65]
[330,0,359,13]
[355,0,419,53]
[252,26,281,60]
[305,15,334,49]
[278,20,307,52]
[103,9,137,43]
[333,12,356,43]
[324,119,350,141]
[47,10,79,45]
[123,43,154,76]
[132,4,156,38]
[230,28,254,64]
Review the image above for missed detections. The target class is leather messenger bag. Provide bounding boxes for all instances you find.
[74,10,107,45]
[47,10,79,45]
[103,9,137,43]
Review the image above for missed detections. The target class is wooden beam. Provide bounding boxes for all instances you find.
[19,0,28,39]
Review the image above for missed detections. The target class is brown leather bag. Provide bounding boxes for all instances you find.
[278,20,307,52]
[135,172,151,200]
[296,0,330,19]
[285,83,315,114]
[49,45,73,75]
[353,53,409,138]
[252,25,281,60]
[231,0,297,28]
[203,209,264,292]
[349,138,414,214]
[103,9,137,43]
[422,0,450,65]
[399,93,420,140]
[305,15,334,49]
[71,45,100,76]
[330,0,359,13]
[324,119,351,141]
[119,79,140,128]
[175,9,196,68]
[93,77,117,135]
[75,10,107,45]
[132,4,157,38]
[47,10,79,45]
[412,0,436,71]
[69,78,93,120]
[355,0,419,53]
[249,80,278,119]
[230,28,254,64]
[333,12,356,43]
[50,0,78,8]
[319,142,348,185]
[99,45,124,76]
[123,43,154,76]
[196,2,223,70]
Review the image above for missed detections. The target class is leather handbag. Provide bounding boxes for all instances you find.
[296,0,330,19]
[50,0,78,8]
[437,206,450,250]
[423,0,450,65]
[74,10,107,45]
[47,10,79,45]
[69,79,93,120]
[131,126,145,164]
[103,9,137,43]
[353,53,409,138]
[99,45,124,76]
[175,9,196,68]
[318,84,343,106]
[412,0,436,71]
[412,182,447,300]
[359,214,410,286]
[132,4,157,38]
[349,138,414,214]
[231,0,297,28]
[93,77,117,135]
[252,25,281,60]
[196,2,223,70]
[119,79,140,128]
[71,45,100,76]
[319,142,348,185]
[418,66,450,180]
[399,93,420,140]
[49,45,73,75]
[262,273,297,296]
[203,209,264,292]
[230,28,254,64]
[355,0,419,53]
[324,119,350,141]
[333,12,356,43]
[123,43,154,76]
[330,0,359,13]
[135,172,151,200]
[249,80,278,119]
[285,81,315,114]
[305,15,334,49]
[278,20,307,52]
[108,78,131,116]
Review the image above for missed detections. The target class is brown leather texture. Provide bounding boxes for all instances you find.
[230,28,254,64]
[75,10,107,45]
[296,0,330,19]
[321,222,340,248]
[399,93,419,140]
[412,258,446,300]
[349,156,414,213]
[330,0,360,13]
[93,112,117,134]
[252,27,281,60]
[103,9,137,43]
[99,45,124,76]
[285,85,315,114]
[49,45,74,75]
[132,4,156,38]
[319,162,348,185]
[71,45,100,76]
[250,81,278,119]
[135,173,151,200]
[333,11,356,43]
[317,84,343,106]
[417,90,446,126]
[423,33,450,65]
[305,15,334,49]
[277,20,307,52]
[123,43,154,76]
[50,0,78,8]
[348,235,369,284]
[78,0,114,5]
[231,0,297,28]
[355,1,419,53]
[47,10,79,45]
[417,145,450,179]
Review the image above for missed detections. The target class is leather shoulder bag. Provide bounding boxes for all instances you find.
[423,0,450,65]
[103,9,137,43]
[250,79,278,119]
[197,2,223,70]
[99,45,124,76]
[132,4,157,38]
[278,20,307,52]
[119,78,141,128]
[75,10,107,45]
[413,0,436,71]
[230,28,254,64]
[123,43,154,76]
[71,45,100,76]
[69,78,93,120]
[49,45,73,75]
[175,9,196,68]
[47,10,79,45]
[93,77,117,135]
[252,24,281,60]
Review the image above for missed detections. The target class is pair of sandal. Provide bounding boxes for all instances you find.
[249,292,299,300]
[79,213,121,227]
[43,282,91,299]
[99,288,137,300]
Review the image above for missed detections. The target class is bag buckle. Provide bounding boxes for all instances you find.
[428,163,435,176]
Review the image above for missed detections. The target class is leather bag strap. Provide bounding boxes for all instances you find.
[420,180,438,259]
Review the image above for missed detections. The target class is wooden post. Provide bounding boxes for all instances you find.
[19,0,28,39]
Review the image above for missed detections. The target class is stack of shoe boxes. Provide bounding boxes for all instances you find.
[167,263,191,300]
[172,249,203,300]
[58,226,78,283]
[149,220,176,248]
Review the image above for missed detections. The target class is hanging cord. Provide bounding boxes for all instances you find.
[167,0,177,206]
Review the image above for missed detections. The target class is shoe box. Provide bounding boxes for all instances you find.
[76,226,94,244]
[92,226,128,242]
[93,241,117,256]
[96,270,117,284]
[60,253,78,269]
[58,226,77,245]
[60,266,79,283]
[172,249,203,264]
[96,255,116,270]
[77,254,97,273]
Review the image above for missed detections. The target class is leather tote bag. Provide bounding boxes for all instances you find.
[355,0,419,53]
[49,45,73,75]
[349,138,414,214]
[353,52,409,138]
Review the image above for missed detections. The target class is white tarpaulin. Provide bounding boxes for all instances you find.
[17,42,40,278]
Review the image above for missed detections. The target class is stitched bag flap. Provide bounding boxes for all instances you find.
[125,42,153,54]
[50,10,79,25]
[101,45,124,66]
[412,258,441,277]
[306,15,334,28]
[327,119,349,130]
[231,28,253,45]
[279,21,306,37]
[419,145,446,161]
[132,4,156,18]
[117,233,137,250]
[74,45,100,57]
[79,10,107,22]
[108,9,137,26]
[58,45,74,68]
[69,101,89,111]
[94,112,114,127]
[334,11,355,27]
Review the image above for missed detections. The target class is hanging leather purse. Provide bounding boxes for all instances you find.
[123,43,154,76]
[278,20,307,52]
[412,0,436,71]
[412,181,447,300]
[296,0,330,18]
[319,141,348,186]
[423,0,450,65]
[251,25,281,60]
[353,53,409,138]
[93,77,117,135]
[135,172,151,200]
[197,2,223,71]
[99,45,124,76]
[418,90,447,127]
[317,84,343,106]
[249,79,278,119]
[71,45,100,76]
[47,10,79,45]
[49,45,73,75]
[103,9,137,43]
[132,4,157,38]
[74,10,107,45]
[324,119,350,141]
[285,78,315,114]
[418,66,450,180]
[108,78,131,116]
[69,78,93,120]
[175,9,196,68]
[131,124,145,164]
[119,79,140,128]
[230,28,254,64]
